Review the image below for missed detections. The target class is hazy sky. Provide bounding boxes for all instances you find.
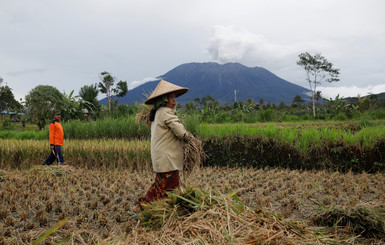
[1,0,385,102]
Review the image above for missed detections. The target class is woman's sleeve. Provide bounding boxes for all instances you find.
[164,110,187,139]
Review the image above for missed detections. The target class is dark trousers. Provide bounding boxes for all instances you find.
[44,145,64,165]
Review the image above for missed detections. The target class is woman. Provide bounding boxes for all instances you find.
[133,80,189,213]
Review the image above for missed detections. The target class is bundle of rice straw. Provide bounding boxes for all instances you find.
[135,103,152,129]
[183,133,203,175]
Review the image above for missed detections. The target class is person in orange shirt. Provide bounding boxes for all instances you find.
[42,111,64,165]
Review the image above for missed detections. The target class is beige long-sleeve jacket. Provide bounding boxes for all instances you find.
[151,106,187,173]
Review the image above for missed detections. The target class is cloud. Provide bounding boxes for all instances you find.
[206,25,300,69]
[319,84,385,99]
[129,77,158,90]
[6,68,47,76]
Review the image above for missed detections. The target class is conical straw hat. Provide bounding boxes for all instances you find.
[145,80,189,105]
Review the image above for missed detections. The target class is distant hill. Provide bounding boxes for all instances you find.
[344,92,385,103]
[100,62,310,105]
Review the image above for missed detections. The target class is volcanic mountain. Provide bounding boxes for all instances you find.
[101,62,310,105]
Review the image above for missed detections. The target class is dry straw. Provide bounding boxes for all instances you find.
[135,102,152,129]
[125,187,331,244]
[183,133,204,176]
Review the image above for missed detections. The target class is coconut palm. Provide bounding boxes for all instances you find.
[79,84,101,113]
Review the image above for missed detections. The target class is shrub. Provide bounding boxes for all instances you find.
[358,119,374,130]
[334,112,347,121]
[258,109,275,122]
[182,113,201,135]
[2,118,11,129]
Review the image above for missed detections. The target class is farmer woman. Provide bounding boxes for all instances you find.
[133,80,189,213]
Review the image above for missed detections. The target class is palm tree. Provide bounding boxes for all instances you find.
[79,84,100,113]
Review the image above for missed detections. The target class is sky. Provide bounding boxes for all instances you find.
[1,0,385,102]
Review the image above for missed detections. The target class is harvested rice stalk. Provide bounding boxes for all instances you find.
[135,103,152,129]
[135,186,333,244]
[183,133,204,176]
[312,206,385,239]
[135,92,153,129]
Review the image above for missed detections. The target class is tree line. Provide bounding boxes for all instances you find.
[1,53,384,129]
[0,71,128,130]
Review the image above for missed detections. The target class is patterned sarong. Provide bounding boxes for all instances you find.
[137,170,180,208]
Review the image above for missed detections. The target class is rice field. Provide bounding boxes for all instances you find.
[1,120,384,244]
[196,122,385,151]
[0,166,384,244]
[0,139,151,170]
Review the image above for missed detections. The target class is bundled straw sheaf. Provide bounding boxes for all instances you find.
[183,133,203,175]
[135,103,152,129]
[126,186,332,244]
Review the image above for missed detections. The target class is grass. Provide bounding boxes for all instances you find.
[197,122,385,150]
[0,130,46,140]
[2,118,385,149]
[0,116,151,140]
[63,117,150,139]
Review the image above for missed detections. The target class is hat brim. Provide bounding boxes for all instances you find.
[145,88,188,105]
[144,80,189,105]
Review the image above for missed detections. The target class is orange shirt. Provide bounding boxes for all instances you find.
[49,120,64,146]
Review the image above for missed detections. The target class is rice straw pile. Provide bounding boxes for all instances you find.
[120,186,333,244]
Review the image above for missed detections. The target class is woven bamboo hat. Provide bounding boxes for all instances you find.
[145,80,189,105]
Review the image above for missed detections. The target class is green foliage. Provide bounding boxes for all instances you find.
[78,84,101,115]
[2,117,11,129]
[366,109,385,120]
[113,103,138,118]
[292,94,305,106]
[197,122,385,150]
[333,112,347,121]
[233,101,254,113]
[0,130,46,140]
[358,118,374,130]
[184,101,196,112]
[297,52,340,117]
[194,95,219,109]
[62,90,83,120]
[25,85,65,130]
[258,109,275,122]
[182,113,201,135]
[98,71,128,115]
[0,85,23,111]
[63,116,150,139]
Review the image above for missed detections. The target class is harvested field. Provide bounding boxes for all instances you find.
[0,166,384,244]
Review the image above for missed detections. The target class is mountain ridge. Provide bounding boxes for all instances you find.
[100,62,310,105]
